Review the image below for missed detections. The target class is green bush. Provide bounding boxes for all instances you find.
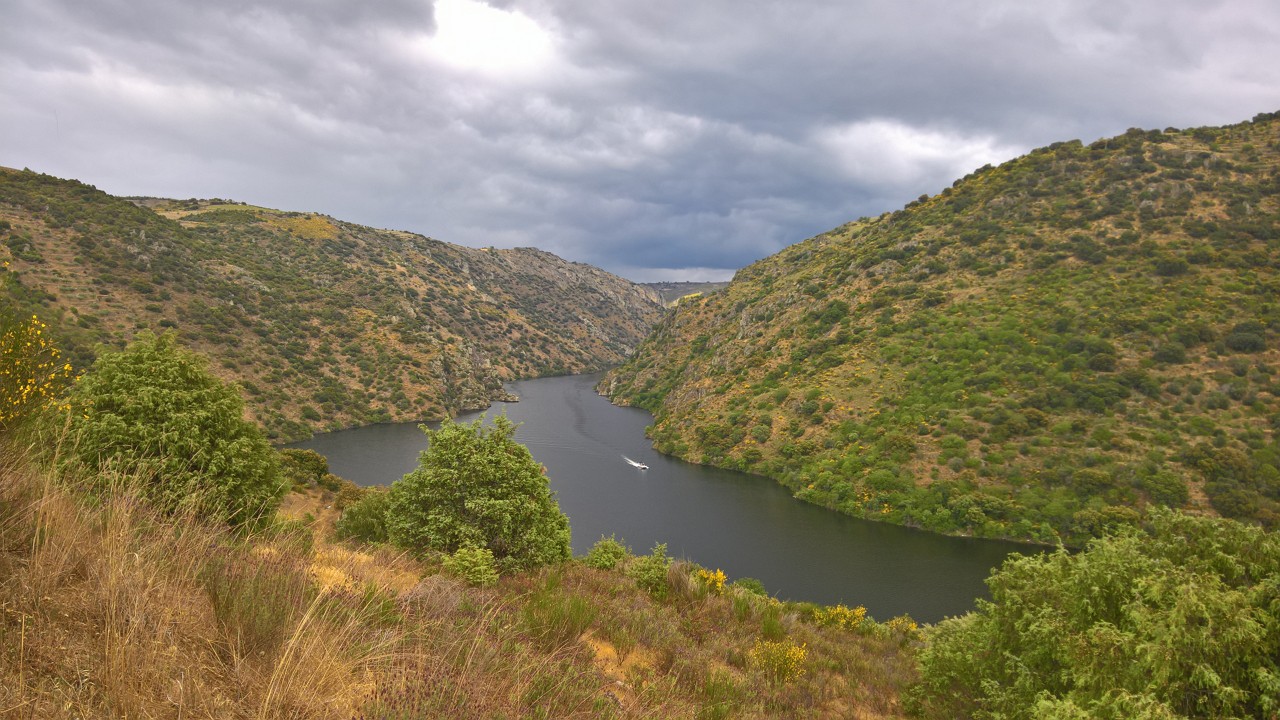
[628,542,672,599]
[335,488,390,543]
[57,331,285,527]
[1152,338,1187,361]
[908,509,1280,719]
[385,416,570,572]
[731,577,768,596]
[1226,331,1265,353]
[441,546,499,587]
[583,534,630,569]
[279,448,329,488]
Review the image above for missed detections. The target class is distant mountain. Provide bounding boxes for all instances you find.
[643,281,731,306]
[604,112,1280,543]
[0,169,664,439]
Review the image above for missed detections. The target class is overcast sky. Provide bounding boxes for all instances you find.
[3,1,1277,281]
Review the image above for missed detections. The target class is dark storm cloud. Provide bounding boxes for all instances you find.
[2,0,1277,280]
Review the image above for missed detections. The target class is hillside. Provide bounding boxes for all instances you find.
[0,169,664,439]
[604,112,1280,543]
[0,440,918,719]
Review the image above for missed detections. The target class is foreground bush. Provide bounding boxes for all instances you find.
[335,488,391,544]
[909,508,1280,719]
[583,534,629,570]
[386,416,570,572]
[55,331,286,527]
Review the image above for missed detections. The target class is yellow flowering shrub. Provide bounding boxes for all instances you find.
[0,313,74,431]
[697,567,727,595]
[885,614,921,641]
[749,638,807,685]
[812,603,867,631]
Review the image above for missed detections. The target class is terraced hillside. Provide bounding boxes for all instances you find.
[0,169,663,439]
[604,112,1280,543]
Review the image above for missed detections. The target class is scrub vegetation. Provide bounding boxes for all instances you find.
[606,112,1280,544]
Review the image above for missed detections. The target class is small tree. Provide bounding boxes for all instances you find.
[58,331,285,527]
[385,416,570,572]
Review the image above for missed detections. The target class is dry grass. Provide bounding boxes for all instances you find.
[0,438,917,719]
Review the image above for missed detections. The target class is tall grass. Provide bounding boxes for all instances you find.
[0,440,396,718]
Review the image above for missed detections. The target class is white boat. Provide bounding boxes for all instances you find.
[623,456,649,470]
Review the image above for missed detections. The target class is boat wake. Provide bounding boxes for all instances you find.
[622,455,649,470]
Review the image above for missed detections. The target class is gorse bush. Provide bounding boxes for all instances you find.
[697,567,727,595]
[55,331,286,527]
[0,312,75,432]
[385,416,570,572]
[749,639,807,685]
[908,509,1280,719]
[811,603,867,631]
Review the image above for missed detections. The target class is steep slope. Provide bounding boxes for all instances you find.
[605,112,1280,543]
[0,169,663,439]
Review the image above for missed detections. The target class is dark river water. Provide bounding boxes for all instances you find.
[291,373,1030,623]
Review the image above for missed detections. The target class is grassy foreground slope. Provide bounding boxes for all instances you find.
[0,440,919,719]
[0,169,663,439]
[604,112,1280,543]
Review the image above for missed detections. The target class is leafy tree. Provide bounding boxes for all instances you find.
[909,509,1280,719]
[57,331,286,526]
[385,416,570,572]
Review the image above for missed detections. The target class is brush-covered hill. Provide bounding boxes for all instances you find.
[604,112,1280,544]
[0,168,663,439]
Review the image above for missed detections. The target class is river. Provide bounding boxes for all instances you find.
[291,373,1030,623]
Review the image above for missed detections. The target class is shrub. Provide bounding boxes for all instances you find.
[732,577,768,596]
[57,331,285,527]
[279,447,330,488]
[385,415,570,572]
[628,542,672,599]
[583,534,629,570]
[909,509,1280,719]
[749,639,807,685]
[1152,340,1187,363]
[697,567,728,595]
[441,546,499,587]
[811,603,867,631]
[0,312,75,432]
[1142,471,1189,508]
[335,488,390,543]
[1225,331,1265,353]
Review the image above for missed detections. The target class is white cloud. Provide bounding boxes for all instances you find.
[411,0,556,78]
[815,119,1022,189]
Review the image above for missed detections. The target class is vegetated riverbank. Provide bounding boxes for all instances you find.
[604,112,1280,547]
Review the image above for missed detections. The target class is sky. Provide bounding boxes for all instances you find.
[2,1,1278,282]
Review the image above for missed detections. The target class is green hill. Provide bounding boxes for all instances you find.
[0,169,664,439]
[604,112,1280,544]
